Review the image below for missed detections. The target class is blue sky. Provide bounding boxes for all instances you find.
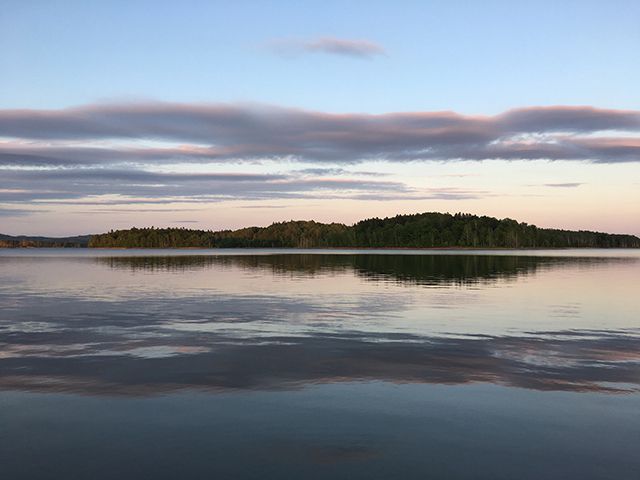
[1,1,639,236]
[3,0,640,113]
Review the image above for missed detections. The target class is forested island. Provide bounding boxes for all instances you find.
[86,212,640,249]
[2,212,638,249]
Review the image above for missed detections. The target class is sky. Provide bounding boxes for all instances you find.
[1,0,639,236]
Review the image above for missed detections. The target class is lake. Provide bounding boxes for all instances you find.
[0,249,638,479]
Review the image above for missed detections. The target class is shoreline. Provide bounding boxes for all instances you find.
[2,245,639,250]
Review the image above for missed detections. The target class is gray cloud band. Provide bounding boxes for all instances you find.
[0,168,426,203]
[0,103,639,166]
[271,37,386,58]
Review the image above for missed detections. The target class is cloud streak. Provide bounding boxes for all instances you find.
[0,208,44,217]
[0,168,422,204]
[543,182,583,188]
[271,37,386,58]
[1,103,639,167]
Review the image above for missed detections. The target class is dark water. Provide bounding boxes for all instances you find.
[0,249,638,479]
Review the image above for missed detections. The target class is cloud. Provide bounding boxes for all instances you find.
[1,103,639,168]
[348,187,490,201]
[271,37,386,58]
[0,208,44,217]
[294,167,388,177]
[0,167,415,204]
[236,204,289,209]
[544,182,583,188]
[1,103,637,208]
[73,208,201,214]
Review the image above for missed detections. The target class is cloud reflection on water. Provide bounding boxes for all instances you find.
[0,253,638,396]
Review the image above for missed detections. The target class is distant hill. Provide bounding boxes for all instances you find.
[0,233,91,248]
[87,212,640,249]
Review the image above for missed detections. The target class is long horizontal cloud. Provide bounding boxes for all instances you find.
[0,168,425,203]
[0,207,44,217]
[271,37,386,58]
[543,182,583,188]
[1,103,639,166]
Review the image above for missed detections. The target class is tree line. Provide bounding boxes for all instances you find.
[0,234,90,248]
[87,212,640,249]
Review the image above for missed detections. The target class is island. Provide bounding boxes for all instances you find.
[2,212,638,249]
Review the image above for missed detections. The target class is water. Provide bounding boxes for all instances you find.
[0,249,638,479]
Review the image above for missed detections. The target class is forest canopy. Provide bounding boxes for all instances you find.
[87,212,640,249]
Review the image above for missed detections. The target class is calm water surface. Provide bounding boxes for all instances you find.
[0,249,639,479]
